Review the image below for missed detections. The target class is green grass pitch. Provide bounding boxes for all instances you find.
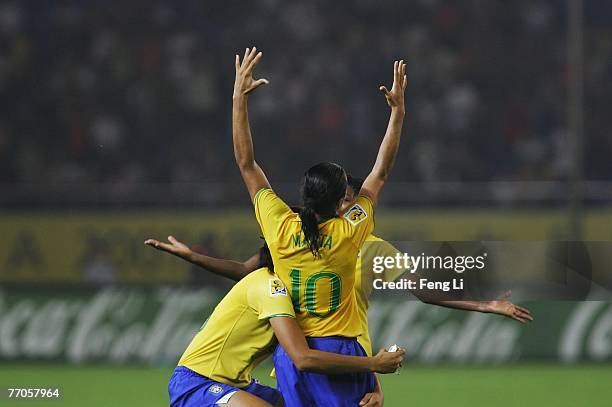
[1,363,611,406]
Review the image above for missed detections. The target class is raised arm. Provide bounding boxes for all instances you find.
[360,60,407,205]
[233,47,272,200]
[269,317,404,375]
[144,236,259,281]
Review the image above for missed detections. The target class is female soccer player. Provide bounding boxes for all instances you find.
[232,46,407,406]
[146,178,534,352]
[160,242,404,407]
[147,177,533,406]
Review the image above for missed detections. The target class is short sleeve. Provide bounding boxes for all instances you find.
[253,188,293,244]
[342,195,375,248]
[248,274,296,320]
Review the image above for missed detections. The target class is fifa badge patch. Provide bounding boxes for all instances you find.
[344,204,368,226]
[209,385,223,394]
[269,278,287,296]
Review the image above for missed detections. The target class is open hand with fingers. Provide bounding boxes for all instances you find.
[487,290,534,323]
[233,47,269,98]
[379,60,407,110]
[144,235,192,261]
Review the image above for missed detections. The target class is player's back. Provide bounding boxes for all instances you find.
[254,188,374,337]
[178,267,294,387]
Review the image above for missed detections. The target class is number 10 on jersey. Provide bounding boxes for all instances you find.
[289,269,341,318]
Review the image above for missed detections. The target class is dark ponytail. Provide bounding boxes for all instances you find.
[300,163,347,257]
[299,205,321,257]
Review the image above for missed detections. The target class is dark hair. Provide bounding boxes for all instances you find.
[346,174,364,195]
[258,242,274,273]
[299,162,347,257]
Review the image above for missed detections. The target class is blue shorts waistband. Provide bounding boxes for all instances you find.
[306,336,357,340]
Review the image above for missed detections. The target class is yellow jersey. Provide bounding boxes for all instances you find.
[354,235,410,355]
[270,235,408,378]
[254,188,374,338]
[178,268,295,387]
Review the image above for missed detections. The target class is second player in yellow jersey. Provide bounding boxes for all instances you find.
[179,268,294,387]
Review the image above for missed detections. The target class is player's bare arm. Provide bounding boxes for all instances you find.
[144,236,259,281]
[360,60,407,205]
[432,299,534,324]
[233,46,272,200]
[269,317,404,375]
[414,285,534,323]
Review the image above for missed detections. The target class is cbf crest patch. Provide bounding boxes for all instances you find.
[269,278,287,296]
[208,385,223,394]
[344,203,368,226]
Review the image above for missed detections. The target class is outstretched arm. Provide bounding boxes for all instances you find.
[407,280,534,323]
[233,47,272,200]
[361,60,407,205]
[269,317,404,375]
[144,236,259,281]
[422,291,534,324]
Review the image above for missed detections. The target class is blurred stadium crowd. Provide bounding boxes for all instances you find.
[0,1,611,206]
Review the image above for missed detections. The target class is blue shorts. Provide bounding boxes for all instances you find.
[168,366,281,407]
[273,337,375,407]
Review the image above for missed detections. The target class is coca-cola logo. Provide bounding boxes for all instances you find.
[560,302,612,362]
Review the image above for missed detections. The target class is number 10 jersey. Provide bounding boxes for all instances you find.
[254,188,374,337]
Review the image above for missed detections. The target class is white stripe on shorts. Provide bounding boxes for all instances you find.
[216,391,237,405]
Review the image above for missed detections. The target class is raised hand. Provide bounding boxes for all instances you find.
[379,60,407,110]
[144,235,192,260]
[233,47,269,98]
[487,290,534,323]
